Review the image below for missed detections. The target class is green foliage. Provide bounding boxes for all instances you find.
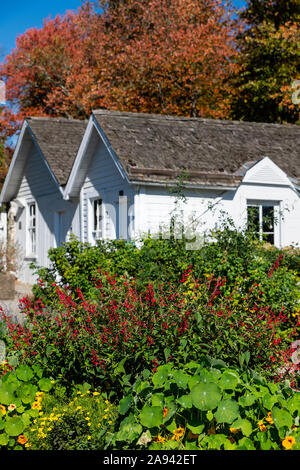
[0,365,53,450]
[108,360,300,450]
[230,0,300,123]
[31,225,300,317]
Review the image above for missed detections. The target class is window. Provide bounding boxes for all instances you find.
[93,198,103,240]
[247,202,276,244]
[28,203,36,254]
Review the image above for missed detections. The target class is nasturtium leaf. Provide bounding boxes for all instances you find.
[32,364,43,379]
[38,378,53,392]
[4,417,25,436]
[219,371,240,390]
[116,414,142,442]
[207,433,228,450]
[119,394,132,415]
[272,406,293,430]
[214,399,240,424]
[17,383,38,404]
[177,394,193,408]
[238,393,256,407]
[188,375,202,391]
[172,371,189,389]
[191,382,221,411]
[0,433,9,446]
[0,389,14,406]
[139,405,163,428]
[232,418,253,437]
[166,418,178,433]
[16,365,34,382]
[236,437,256,450]
[152,364,171,388]
[151,393,164,407]
[186,423,205,434]
[262,393,278,410]
[287,395,300,415]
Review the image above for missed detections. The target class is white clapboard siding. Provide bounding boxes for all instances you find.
[81,140,134,243]
[13,146,73,282]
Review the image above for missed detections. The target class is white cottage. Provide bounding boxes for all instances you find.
[1,109,300,284]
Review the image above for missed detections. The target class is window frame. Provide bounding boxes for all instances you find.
[26,202,37,258]
[90,196,105,243]
[246,200,280,246]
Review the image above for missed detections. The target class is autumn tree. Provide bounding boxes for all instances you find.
[230,0,300,123]
[0,0,239,141]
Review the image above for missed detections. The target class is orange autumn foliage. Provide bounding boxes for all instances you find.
[0,0,240,138]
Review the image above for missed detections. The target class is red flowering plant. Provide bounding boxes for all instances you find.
[0,271,194,394]
[1,255,299,395]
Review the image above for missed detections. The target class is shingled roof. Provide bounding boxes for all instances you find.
[93,110,300,187]
[27,117,87,186]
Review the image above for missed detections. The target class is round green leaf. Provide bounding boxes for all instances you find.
[17,383,38,405]
[219,371,239,390]
[177,395,193,409]
[0,433,9,446]
[119,394,132,415]
[38,378,53,392]
[191,382,221,411]
[0,389,15,406]
[139,405,163,428]
[272,406,293,430]
[214,399,240,424]
[16,365,34,382]
[152,365,171,388]
[4,417,25,436]
[232,418,253,437]
[172,371,189,389]
[117,414,143,442]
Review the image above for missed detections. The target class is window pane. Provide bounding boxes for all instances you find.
[93,199,102,235]
[247,206,259,232]
[263,233,274,244]
[262,206,274,232]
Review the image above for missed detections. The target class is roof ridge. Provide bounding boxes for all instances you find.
[26,116,88,123]
[92,109,300,128]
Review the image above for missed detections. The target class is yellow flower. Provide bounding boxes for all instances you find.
[258,420,267,432]
[171,427,185,441]
[282,436,296,450]
[93,392,100,396]
[32,401,42,410]
[0,405,6,415]
[156,434,165,443]
[265,412,274,425]
[87,435,91,440]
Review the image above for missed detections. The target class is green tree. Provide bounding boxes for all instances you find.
[230,0,300,123]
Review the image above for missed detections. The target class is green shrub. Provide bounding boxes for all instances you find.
[27,384,118,450]
[108,359,300,451]
[30,227,300,319]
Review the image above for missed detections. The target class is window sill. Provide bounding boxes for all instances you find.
[24,255,37,261]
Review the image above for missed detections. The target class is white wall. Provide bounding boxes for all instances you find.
[13,146,76,283]
[81,139,134,243]
[134,182,300,248]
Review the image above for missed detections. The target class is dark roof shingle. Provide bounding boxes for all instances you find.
[27,117,87,185]
[93,110,300,186]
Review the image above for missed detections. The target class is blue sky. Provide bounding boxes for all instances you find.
[0,1,84,60]
[0,0,246,61]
